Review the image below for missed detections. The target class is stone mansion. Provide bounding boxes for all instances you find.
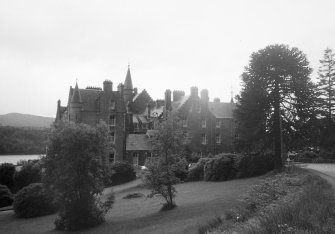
[55,67,236,166]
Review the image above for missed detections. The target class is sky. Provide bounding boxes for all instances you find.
[1,0,335,117]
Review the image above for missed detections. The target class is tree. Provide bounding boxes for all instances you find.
[145,113,186,210]
[235,44,314,170]
[43,122,114,231]
[317,48,335,119]
[0,163,15,191]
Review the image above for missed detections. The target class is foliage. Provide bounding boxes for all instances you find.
[234,152,275,178]
[0,126,48,155]
[145,114,186,210]
[13,183,55,218]
[43,122,112,231]
[203,154,236,181]
[110,161,136,186]
[235,44,315,169]
[0,184,13,208]
[0,163,15,191]
[170,156,188,181]
[14,160,42,192]
[295,150,318,163]
[200,168,335,234]
[186,158,208,181]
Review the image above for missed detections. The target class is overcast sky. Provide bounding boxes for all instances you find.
[1,0,335,117]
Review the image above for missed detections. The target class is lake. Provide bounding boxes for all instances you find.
[0,155,44,165]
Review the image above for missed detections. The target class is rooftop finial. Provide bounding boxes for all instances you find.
[230,86,234,103]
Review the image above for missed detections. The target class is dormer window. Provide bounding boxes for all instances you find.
[201,119,207,128]
[109,115,115,126]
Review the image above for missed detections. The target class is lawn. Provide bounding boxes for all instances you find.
[0,176,265,234]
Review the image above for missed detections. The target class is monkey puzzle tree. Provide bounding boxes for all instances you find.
[235,44,314,170]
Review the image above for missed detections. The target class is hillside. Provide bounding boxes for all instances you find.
[0,113,54,128]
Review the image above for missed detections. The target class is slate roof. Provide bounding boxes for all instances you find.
[171,95,190,111]
[126,134,152,151]
[124,67,133,90]
[208,102,236,118]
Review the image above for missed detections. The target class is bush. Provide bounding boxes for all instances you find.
[0,163,15,191]
[234,152,274,178]
[14,161,42,192]
[0,184,13,208]
[13,183,55,218]
[204,154,236,181]
[110,161,136,186]
[295,150,318,163]
[171,157,188,181]
[186,158,209,181]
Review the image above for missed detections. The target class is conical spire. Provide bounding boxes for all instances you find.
[71,82,82,103]
[124,66,133,90]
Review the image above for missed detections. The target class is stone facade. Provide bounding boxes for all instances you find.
[55,66,236,166]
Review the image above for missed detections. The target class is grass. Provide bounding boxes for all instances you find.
[0,175,265,234]
[201,166,335,234]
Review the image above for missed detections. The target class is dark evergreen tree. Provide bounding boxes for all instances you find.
[235,44,314,170]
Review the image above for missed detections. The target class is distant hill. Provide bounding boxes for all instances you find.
[0,113,54,128]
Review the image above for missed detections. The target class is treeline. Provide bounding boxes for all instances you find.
[0,126,49,155]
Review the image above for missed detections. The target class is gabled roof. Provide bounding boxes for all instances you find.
[68,88,103,111]
[208,102,235,118]
[171,95,190,111]
[126,134,152,151]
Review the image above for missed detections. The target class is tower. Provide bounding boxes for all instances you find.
[69,82,83,123]
[124,66,133,104]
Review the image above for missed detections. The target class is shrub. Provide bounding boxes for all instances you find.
[110,161,136,186]
[0,184,13,208]
[186,158,209,181]
[13,183,55,218]
[234,152,274,178]
[295,150,318,163]
[0,163,15,191]
[14,160,42,192]
[204,154,236,181]
[171,157,188,181]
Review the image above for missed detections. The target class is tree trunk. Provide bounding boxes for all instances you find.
[273,81,283,170]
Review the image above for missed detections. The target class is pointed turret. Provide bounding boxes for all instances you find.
[71,82,82,103]
[124,66,134,104]
[69,81,83,123]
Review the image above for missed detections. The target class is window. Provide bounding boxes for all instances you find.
[110,101,116,110]
[142,123,147,129]
[109,115,115,126]
[182,119,188,127]
[134,123,139,130]
[109,152,115,163]
[216,119,221,128]
[133,153,139,165]
[201,119,207,128]
[110,132,115,143]
[216,134,221,144]
[201,133,207,145]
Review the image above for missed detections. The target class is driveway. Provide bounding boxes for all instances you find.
[299,163,335,190]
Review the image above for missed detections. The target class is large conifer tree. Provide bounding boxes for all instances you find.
[235,44,314,170]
